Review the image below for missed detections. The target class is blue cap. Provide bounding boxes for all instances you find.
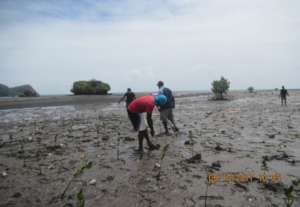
[155,94,167,106]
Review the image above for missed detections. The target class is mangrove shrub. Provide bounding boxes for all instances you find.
[71,79,111,95]
[211,76,230,100]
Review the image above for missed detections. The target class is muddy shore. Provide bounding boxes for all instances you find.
[0,91,299,207]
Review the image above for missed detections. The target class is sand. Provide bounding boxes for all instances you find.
[0,91,299,207]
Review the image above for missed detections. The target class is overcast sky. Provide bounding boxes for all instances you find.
[0,0,299,94]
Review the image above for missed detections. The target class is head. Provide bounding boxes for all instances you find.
[127,88,131,92]
[154,95,167,106]
[157,81,164,88]
[282,86,285,89]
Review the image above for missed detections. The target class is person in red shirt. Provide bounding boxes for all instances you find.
[128,95,167,152]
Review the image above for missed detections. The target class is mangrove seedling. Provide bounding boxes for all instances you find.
[54,134,58,145]
[188,130,194,156]
[155,144,169,181]
[61,161,93,199]
[160,144,169,161]
[284,185,294,207]
[76,189,85,207]
[117,132,120,160]
[261,156,268,170]
[95,123,101,135]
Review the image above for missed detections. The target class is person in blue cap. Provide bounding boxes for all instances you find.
[128,94,167,152]
[157,81,179,135]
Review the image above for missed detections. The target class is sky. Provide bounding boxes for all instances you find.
[0,0,299,94]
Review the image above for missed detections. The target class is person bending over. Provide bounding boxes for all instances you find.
[128,94,167,152]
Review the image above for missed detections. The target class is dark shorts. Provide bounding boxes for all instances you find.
[160,108,174,122]
[128,111,140,131]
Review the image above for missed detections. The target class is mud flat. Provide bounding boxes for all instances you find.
[0,95,120,110]
[0,91,300,207]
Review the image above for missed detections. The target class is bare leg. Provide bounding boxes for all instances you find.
[137,131,144,152]
[285,98,287,106]
[162,121,170,135]
[169,119,179,132]
[168,111,179,132]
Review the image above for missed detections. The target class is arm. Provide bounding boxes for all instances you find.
[147,112,155,136]
[118,94,126,103]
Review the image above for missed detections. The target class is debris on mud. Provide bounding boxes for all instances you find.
[209,161,221,171]
[215,144,224,151]
[185,153,202,164]
[88,179,97,185]
[184,140,195,145]
[123,136,135,142]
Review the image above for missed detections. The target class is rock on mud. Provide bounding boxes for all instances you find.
[89,179,97,185]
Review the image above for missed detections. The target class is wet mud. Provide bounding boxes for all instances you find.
[0,91,300,207]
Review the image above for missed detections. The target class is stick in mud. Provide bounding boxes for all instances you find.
[204,173,210,207]
[117,132,120,160]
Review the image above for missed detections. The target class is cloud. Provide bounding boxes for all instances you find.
[0,0,299,94]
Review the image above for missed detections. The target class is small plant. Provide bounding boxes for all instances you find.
[54,134,58,145]
[248,86,254,93]
[117,132,120,160]
[188,130,194,156]
[284,185,294,207]
[95,122,101,135]
[211,76,230,100]
[155,144,169,181]
[18,139,26,167]
[261,156,268,170]
[73,161,93,177]
[160,144,169,161]
[76,189,85,207]
[205,174,210,207]
[61,161,93,199]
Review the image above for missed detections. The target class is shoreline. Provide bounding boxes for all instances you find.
[0,89,297,110]
[0,91,211,110]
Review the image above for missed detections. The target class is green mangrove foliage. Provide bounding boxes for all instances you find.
[211,76,230,100]
[71,79,111,95]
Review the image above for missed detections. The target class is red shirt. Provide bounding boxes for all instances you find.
[128,95,155,113]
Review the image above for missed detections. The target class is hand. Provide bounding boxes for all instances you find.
[150,129,155,137]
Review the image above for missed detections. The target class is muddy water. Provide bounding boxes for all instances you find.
[0,91,299,207]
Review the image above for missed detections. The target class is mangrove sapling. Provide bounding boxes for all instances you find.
[285,185,294,207]
[76,189,85,207]
[18,138,26,167]
[54,134,58,145]
[117,132,120,160]
[204,174,210,207]
[188,130,194,156]
[261,156,268,170]
[95,123,101,135]
[61,161,93,199]
[155,144,169,181]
